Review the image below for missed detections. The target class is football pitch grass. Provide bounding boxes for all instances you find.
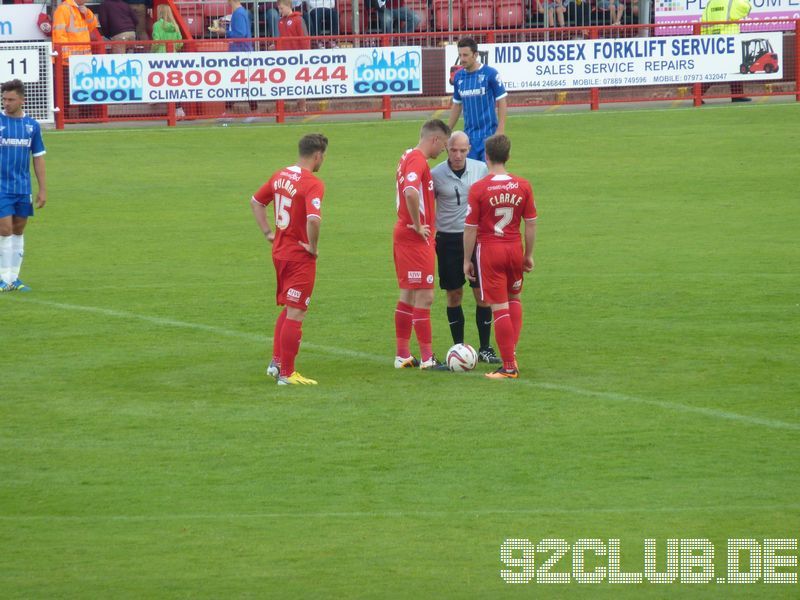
[2,104,799,597]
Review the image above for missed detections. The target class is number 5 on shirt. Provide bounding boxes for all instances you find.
[275,194,292,229]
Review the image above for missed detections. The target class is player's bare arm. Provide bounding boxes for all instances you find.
[300,216,320,257]
[463,224,478,281]
[523,219,536,273]
[250,198,274,243]
[403,187,430,240]
[448,103,462,130]
[495,98,508,135]
[33,155,47,209]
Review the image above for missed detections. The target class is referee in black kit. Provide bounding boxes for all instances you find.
[431,130,501,364]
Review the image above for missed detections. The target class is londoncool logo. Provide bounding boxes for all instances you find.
[71,57,144,103]
[353,49,421,95]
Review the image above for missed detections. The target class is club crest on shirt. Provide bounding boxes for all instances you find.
[26,124,34,135]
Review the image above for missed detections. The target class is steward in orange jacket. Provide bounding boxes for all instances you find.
[52,0,100,60]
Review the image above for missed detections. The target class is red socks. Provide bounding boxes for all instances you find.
[279,317,303,377]
[272,308,287,364]
[509,300,523,347]
[493,308,517,371]
[412,307,433,361]
[395,301,413,357]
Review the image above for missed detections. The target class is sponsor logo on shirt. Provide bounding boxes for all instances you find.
[459,88,487,97]
[0,138,31,147]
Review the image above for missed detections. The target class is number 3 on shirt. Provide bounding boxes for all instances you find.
[494,207,513,236]
[275,194,292,229]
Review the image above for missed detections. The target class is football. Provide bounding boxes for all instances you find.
[446,343,478,372]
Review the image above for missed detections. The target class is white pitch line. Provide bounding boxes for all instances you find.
[2,503,799,522]
[23,298,800,432]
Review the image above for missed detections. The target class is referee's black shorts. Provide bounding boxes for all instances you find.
[435,231,480,291]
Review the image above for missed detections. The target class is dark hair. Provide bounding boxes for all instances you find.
[485,134,511,164]
[456,37,478,54]
[420,118,450,139]
[1,79,25,97]
[298,133,328,157]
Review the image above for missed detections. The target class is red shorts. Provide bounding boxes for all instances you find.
[476,242,523,305]
[273,258,316,309]
[393,235,436,289]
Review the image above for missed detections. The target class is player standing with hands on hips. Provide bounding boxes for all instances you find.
[251,134,328,385]
[448,37,508,162]
[0,79,47,292]
[393,119,451,370]
[463,135,537,379]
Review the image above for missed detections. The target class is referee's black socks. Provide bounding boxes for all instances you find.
[447,306,465,345]
[476,305,493,350]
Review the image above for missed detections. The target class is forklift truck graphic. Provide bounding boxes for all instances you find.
[740,39,779,74]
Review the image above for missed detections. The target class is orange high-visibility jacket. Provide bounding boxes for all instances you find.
[52,0,100,59]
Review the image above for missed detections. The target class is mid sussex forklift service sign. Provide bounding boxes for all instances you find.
[444,33,783,93]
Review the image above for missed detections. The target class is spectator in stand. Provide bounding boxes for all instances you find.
[305,0,339,47]
[124,0,149,41]
[597,0,625,26]
[211,0,254,52]
[52,0,100,119]
[374,0,419,34]
[211,0,257,115]
[277,0,310,111]
[98,0,137,53]
[701,0,751,102]
[152,4,185,117]
[277,0,310,50]
[536,0,566,28]
[152,4,183,53]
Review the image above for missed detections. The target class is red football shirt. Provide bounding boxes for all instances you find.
[277,12,310,50]
[394,148,435,243]
[465,174,536,243]
[252,165,323,262]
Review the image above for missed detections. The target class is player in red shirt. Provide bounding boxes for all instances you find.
[393,119,451,370]
[463,134,537,379]
[251,133,328,385]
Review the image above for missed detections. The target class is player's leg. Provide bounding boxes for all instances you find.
[480,247,518,378]
[267,307,287,379]
[414,243,447,370]
[0,209,14,291]
[275,260,317,385]
[394,239,418,367]
[508,294,523,349]
[9,214,30,291]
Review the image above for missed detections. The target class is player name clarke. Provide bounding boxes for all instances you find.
[500,538,799,584]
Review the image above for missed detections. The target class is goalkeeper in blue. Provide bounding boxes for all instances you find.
[0,79,47,292]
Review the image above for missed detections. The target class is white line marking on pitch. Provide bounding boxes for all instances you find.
[24,298,800,432]
[2,503,799,522]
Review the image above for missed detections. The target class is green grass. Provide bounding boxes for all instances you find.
[1,104,799,598]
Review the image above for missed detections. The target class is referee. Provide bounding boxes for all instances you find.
[432,131,500,364]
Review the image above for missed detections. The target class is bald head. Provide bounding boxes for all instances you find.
[446,131,470,170]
